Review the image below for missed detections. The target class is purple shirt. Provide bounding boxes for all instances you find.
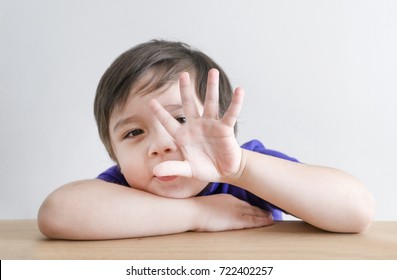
[97,139,298,220]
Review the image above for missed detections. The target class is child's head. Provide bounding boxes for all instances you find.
[94,39,234,161]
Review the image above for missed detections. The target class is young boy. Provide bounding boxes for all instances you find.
[38,40,375,240]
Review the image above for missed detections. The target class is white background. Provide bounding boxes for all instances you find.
[1,0,396,220]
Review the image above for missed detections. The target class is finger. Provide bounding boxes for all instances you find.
[251,209,273,222]
[153,160,193,178]
[150,99,180,137]
[180,72,200,119]
[202,69,220,119]
[245,214,274,228]
[239,199,273,220]
[241,208,274,228]
[221,87,244,127]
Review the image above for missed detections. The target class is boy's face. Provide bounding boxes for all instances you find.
[109,79,208,199]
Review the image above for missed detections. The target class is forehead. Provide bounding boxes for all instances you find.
[112,68,199,115]
[111,81,178,119]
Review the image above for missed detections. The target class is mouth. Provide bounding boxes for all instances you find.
[156,176,178,182]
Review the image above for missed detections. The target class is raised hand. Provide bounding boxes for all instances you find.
[150,69,244,183]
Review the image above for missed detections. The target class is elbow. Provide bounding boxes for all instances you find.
[37,200,57,239]
[323,180,376,234]
[358,195,376,233]
[37,194,67,239]
[348,186,376,233]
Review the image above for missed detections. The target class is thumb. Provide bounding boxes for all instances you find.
[153,160,193,178]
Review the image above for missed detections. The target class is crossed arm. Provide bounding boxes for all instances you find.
[38,179,274,240]
[38,69,375,240]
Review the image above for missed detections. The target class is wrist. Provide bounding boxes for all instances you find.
[187,196,207,231]
[222,148,248,185]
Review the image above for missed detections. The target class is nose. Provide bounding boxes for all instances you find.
[148,126,178,157]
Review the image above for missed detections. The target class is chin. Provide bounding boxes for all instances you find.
[157,191,196,199]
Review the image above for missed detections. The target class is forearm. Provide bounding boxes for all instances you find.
[226,149,375,233]
[38,179,197,240]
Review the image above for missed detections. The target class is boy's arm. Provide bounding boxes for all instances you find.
[225,150,375,233]
[37,179,272,240]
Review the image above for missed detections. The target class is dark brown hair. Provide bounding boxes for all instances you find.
[94,39,234,160]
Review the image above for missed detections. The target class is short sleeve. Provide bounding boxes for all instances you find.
[96,165,130,187]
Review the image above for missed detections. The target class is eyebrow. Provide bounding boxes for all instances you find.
[112,104,183,133]
[112,115,140,133]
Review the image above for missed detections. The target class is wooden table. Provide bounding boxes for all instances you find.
[1,220,396,259]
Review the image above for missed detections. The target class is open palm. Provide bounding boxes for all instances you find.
[150,69,244,183]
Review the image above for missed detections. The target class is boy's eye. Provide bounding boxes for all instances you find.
[125,129,144,138]
[175,116,186,124]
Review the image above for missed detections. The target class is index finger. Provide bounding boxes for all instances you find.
[150,98,180,137]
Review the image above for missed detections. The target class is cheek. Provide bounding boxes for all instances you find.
[113,142,151,189]
[119,158,148,187]
[119,157,155,193]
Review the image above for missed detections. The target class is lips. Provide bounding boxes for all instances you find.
[156,176,178,182]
